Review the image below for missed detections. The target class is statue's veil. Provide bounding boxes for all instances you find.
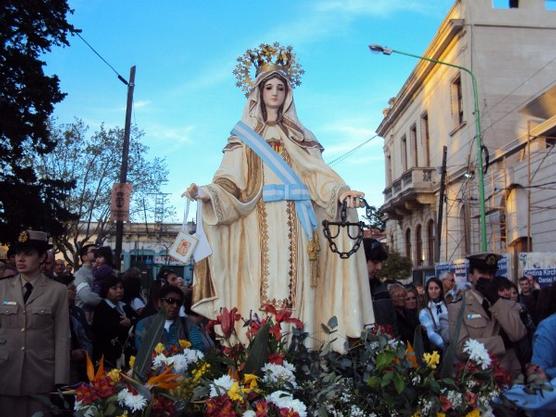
[239,69,322,149]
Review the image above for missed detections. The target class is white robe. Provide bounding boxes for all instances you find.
[191,122,374,352]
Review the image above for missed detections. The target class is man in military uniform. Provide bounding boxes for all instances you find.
[0,230,70,416]
[448,253,527,379]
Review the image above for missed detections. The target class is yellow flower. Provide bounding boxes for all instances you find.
[179,339,192,349]
[411,412,422,417]
[128,355,136,368]
[227,381,244,402]
[116,412,128,417]
[423,351,440,369]
[154,343,165,354]
[436,413,446,417]
[192,363,210,382]
[465,410,480,417]
[243,373,258,392]
[107,368,121,383]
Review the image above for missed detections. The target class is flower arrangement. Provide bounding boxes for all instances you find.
[70,306,515,417]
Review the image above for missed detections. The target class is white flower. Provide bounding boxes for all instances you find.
[446,390,463,408]
[209,374,234,397]
[350,404,365,417]
[152,353,170,369]
[463,339,492,369]
[117,388,148,412]
[262,360,297,388]
[266,391,307,417]
[167,349,204,373]
[242,411,256,417]
[74,401,96,417]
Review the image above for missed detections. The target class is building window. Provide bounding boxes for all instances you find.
[386,153,392,185]
[405,228,412,261]
[546,0,556,11]
[420,112,431,166]
[451,75,464,128]
[410,124,418,167]
[416,224,423,266]
[492,0,519,8]
[401,135,408,172]
[427,219,435,265]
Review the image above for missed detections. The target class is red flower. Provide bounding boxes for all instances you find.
[261,304,303,329]
[206,396,237,417]
[268,353,284,365]
[216,307,241,339]
[255,400,269,417]
[439,395,453,411]
[464,390,478,408]
[269,323,282,341]
[92,376,117,399]
[279,408,300,417]
[75,384,96,405]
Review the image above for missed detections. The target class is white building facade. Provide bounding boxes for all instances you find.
[377,0,556,279]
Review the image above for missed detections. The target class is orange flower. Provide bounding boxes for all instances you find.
[85,353,106,382]
[146,368,180,390]
[405,343,418,369]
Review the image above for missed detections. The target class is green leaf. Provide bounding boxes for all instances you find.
[375,350,396,370]
[367,375,381,389]
[393,373,405,394]
[244,321,270,375]
[104,402,117,415]
[381,371,394,387]
[133,310,166,383]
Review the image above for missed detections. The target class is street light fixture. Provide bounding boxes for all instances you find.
[369,44,488,252]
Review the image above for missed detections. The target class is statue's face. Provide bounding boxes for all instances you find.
[262,77,286,110]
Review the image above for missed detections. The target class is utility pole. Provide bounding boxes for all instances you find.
[114,65,136,270]
[435,146,448,263]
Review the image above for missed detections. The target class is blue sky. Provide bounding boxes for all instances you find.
[44,0,454,222]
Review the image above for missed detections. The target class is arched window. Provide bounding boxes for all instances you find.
[416,224,423,266]
[405,228,412,261]
[427,219,435,265]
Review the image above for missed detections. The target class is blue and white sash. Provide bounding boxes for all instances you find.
[230,121,317,239]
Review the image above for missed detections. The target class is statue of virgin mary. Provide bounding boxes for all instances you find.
[186,44,374,352]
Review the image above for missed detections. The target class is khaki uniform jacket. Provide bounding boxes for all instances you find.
[448,289,527,377]
[0,274,70,395]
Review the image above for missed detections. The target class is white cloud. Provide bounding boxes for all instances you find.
[143,123,195,145]
[133,99,151,109]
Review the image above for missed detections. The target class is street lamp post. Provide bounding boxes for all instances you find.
[369,44,488,252]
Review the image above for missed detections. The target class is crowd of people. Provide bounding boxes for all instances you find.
[364,238,555,385]
[2,230,556,416]
[0,230,215,416]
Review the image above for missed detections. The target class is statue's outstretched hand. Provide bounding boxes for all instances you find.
[339,190,365,208]
[182,183,210,202]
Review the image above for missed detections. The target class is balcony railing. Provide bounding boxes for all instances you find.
[383,167,437,204]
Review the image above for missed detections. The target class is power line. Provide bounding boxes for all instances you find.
[327,134,379,166]
[76,32,128,86]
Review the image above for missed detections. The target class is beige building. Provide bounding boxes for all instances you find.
[377,0,556,278]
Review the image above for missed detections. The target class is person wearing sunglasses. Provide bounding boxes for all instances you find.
[134,285,208,353]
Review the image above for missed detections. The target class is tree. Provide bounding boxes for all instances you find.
[0,1,78,243]
[35,119,171,267]
[363,205,386,232]
[378,251,413,282]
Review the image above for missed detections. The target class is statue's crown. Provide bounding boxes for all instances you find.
[233,42,304,95]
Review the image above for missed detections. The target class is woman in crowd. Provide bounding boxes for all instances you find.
[92,276,136,368]
[419,277,449,351]
[123,267,146,316]
[390,284,418,344]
